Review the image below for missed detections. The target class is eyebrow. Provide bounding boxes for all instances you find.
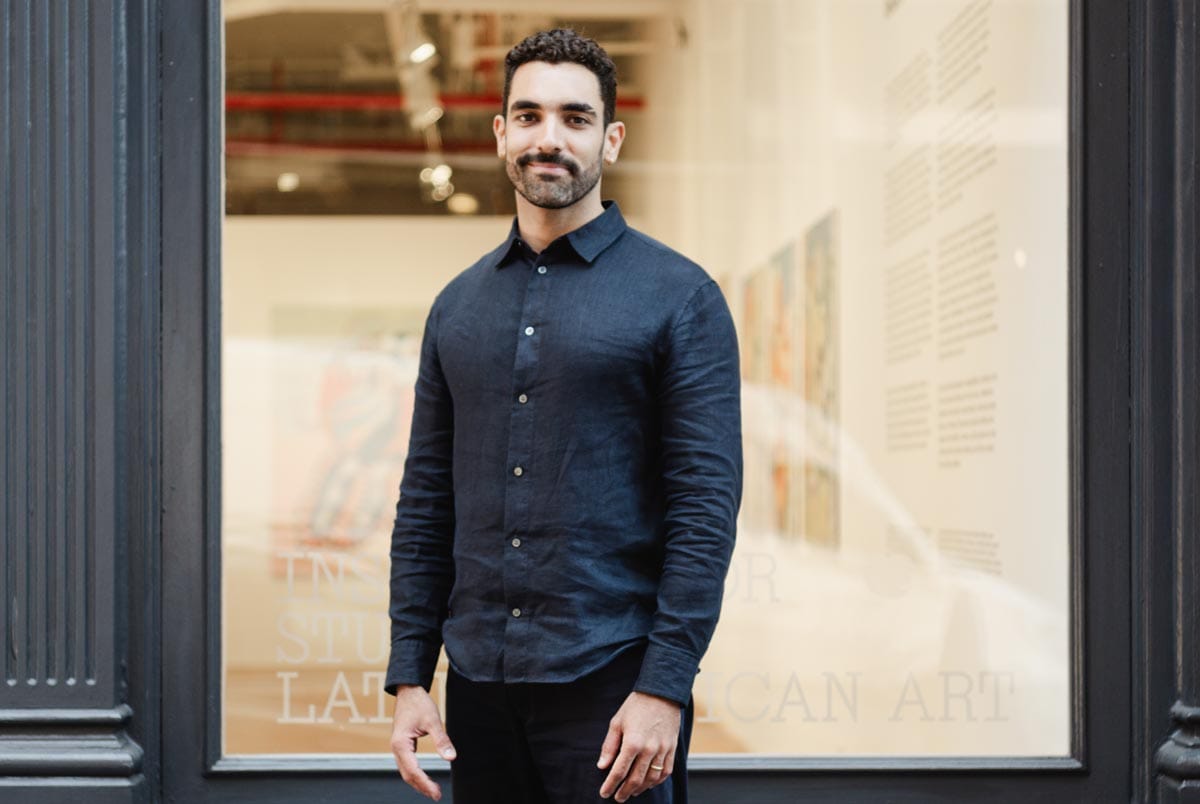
[510,100,598,116]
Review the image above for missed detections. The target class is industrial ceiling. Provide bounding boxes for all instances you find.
[224,0,659,215]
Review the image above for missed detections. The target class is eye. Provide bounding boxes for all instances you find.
[514,112,537,123]
[567,116,590,126]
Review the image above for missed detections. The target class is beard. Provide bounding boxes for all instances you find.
[505,148,603,210]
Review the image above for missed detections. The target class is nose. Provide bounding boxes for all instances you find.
[536,117,564,153]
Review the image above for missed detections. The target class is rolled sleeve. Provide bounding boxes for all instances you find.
[635,280,743,707]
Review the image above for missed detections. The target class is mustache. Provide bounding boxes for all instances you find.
[516,152,579,173]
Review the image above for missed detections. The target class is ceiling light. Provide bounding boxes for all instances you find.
[410,42,436,64]
[276,172,300,192]
[447,193,479,215]
[410,105,444,130]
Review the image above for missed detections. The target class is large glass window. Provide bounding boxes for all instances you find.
[222,0,1069,757]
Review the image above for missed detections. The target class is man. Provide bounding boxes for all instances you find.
[386,29,742,803]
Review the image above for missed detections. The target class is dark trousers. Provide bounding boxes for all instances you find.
[444,645,694,803]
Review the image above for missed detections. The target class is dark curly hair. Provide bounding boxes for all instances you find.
[502,29,618,127]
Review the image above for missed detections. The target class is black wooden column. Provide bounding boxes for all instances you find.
[0,2,159,801]
[1152,0,1200,784]
[1141,0,1200,801]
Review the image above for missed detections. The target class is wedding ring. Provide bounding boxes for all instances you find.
[650,763,664,771]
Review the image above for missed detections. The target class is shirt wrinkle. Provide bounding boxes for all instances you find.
[663,278,718,350]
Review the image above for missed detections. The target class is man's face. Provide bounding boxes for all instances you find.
[494,61,623,210]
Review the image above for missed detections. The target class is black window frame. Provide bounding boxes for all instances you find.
[161,0,1136,800]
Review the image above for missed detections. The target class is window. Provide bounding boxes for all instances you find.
[221,0,1069,759]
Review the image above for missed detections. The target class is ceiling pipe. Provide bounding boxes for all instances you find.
[225,91,646,112]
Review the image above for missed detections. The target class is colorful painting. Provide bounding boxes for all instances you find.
[266,307,426,577]
[803,210,841,548]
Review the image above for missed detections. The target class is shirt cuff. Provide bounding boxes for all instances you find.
[384,637,442,695]
[632,642,699,707]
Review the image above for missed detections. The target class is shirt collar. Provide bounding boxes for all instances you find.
[492,200,626,269]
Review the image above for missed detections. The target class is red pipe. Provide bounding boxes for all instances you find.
[225,91,646,113]
[225,137,500,156]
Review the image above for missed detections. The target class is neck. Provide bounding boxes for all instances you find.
[514,190,605,253]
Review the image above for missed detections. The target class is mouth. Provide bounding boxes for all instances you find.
[516,152,577,176]
[527,161,571,175]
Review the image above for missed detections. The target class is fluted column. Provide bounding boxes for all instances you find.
[0,2,154,799]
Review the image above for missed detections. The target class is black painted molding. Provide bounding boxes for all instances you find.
[0,704,141,776]
[0,734,143,777]
[1158,704,1200,782]
[0,705,133,726]
[0,1,157,801]
[1144,0,1200,801]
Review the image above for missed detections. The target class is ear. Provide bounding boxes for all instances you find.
[602,120,626,165]
[493,114,506,158]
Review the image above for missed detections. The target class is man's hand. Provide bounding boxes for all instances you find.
[390,685,457,801]
[597,690,682,801]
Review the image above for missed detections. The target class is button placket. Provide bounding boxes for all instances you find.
[500,258,550,668]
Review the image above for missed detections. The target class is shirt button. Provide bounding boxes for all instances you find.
[512,607,522,617]
[511,537,521,548]
[513,466,523,477]
[524,326,534,336]
[518,393,528,404]
[537,265,547,274]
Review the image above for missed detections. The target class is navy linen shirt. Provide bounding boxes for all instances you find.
[385,201,742,707]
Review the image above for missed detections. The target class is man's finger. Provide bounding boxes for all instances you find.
[597,723,622,769]
[656,748,676,782]
[430,726,457,761]
[642,751,671,791]
[391,738,443,801]
[614,751,653,802]
[599,741,640,799]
